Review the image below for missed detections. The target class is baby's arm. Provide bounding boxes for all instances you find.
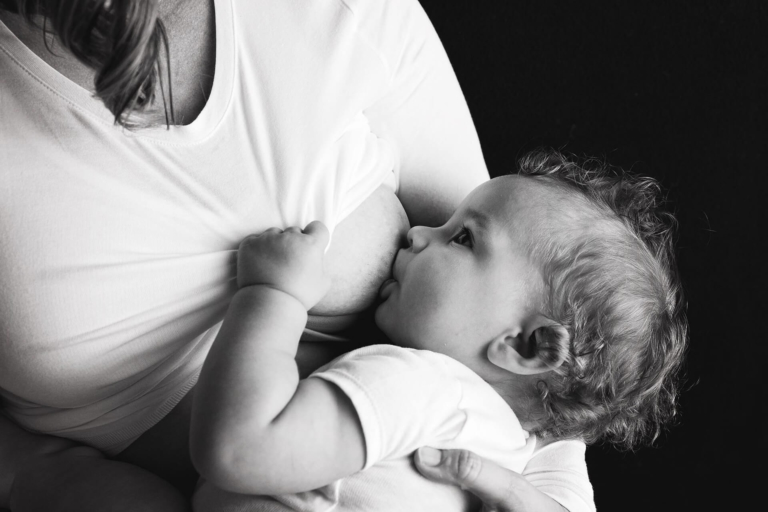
[190,223,366,496]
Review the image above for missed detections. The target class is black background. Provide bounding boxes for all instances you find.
[420,1,765,510]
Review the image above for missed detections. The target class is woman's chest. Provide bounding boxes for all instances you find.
[315,183,409,316]
[2,47,404,392]
[1,170,406,406]
[1,131,407,337]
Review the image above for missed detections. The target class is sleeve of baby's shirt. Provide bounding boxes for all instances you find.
[522,439,596,512]
[310,344,466,469]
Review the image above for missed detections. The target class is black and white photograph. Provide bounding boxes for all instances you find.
[1,1,762,511]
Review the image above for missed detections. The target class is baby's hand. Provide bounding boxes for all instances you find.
[237,221,331,310]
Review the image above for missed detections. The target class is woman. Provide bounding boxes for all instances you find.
[0,1,594,511]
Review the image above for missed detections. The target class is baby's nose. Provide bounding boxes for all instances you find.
[407,225,430,252]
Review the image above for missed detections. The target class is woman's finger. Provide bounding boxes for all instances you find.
[302,220,330,250]
[414,447,522,511]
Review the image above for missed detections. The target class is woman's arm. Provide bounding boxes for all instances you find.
[360,0,491,228]
[414,441,595,512]
[416,447,566,512]
[190,224,366,496]
[0,414,75,509]
[0,415,188,512]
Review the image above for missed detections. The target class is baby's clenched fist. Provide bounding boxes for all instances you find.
[237,221,331,310]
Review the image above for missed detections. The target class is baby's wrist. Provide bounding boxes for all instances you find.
[235,284,309,315]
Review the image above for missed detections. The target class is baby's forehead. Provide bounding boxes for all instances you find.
[475,175,575,224]
[471,175,604,248]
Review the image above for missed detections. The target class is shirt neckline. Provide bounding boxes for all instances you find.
[0,0,235,145]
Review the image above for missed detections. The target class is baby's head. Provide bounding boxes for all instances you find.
[375,149,687,448]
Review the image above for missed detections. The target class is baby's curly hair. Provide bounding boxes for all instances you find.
[517,149,688,449]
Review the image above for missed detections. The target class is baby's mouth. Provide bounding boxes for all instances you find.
[378,277,397,298]
[379,248,407,298]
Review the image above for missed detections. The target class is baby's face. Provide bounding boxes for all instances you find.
[375,175,553,374]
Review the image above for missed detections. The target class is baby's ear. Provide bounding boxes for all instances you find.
[487,324,569,375]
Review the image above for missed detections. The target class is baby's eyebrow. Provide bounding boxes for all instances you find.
[464,208,493,233]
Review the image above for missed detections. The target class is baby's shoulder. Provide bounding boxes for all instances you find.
[318,344,454,376]
[311,345,469,402]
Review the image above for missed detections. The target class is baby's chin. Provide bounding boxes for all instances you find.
[373,300,387,330]
[373,298,402,345]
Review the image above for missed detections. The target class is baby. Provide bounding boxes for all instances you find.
[190,150,688,511]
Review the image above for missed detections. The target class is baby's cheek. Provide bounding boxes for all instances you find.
[398,283,446,338]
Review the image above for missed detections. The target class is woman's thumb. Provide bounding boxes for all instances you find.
[415,446,524,511]
[415,447,483,488]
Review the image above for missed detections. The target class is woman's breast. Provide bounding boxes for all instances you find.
[0,129,405,407]
[312,184,410,317]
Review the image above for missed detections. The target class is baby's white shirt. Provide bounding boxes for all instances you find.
[312,345,533,472]
[194,344,536,512]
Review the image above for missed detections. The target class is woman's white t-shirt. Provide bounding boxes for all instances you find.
[0,1,594,510]
[0,0,395,453]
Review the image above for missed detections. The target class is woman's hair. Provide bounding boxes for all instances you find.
[518,149,688,450]
[1,0,173,127]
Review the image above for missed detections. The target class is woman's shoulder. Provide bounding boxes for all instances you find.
[341,0,436,72]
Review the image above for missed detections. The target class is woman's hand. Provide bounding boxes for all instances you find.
[414,447,568,512]
[237,221,331,310]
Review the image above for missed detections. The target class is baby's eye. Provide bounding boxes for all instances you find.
[451,227,473,247]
